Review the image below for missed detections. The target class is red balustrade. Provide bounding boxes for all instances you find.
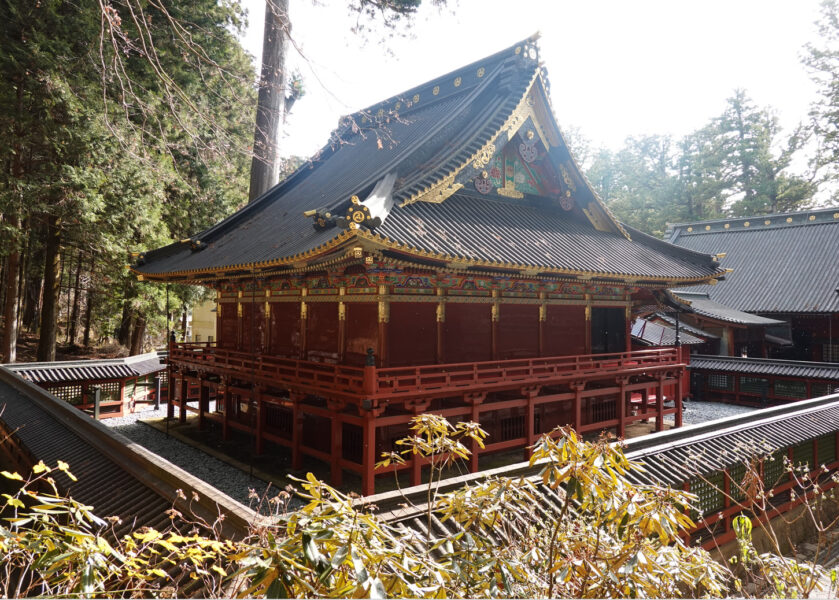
[170,343,681,403]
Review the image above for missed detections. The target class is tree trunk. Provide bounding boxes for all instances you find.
[22,220,44,331]
[182,308,188,340]
[248,0,290,202]
[36,215,61,362]
[118,303,134,348]
[82,258,94,347]
[68,251,82,345]
[1,215,21,363]
[130,314,146,355]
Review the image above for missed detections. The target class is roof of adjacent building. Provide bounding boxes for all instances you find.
[651,313,719,340]
[689,354,839,382]
[631,318,704,346]
[6,352,165,385]
[666,207,839,313]
[670,291,784,326]
[134,37,722,288]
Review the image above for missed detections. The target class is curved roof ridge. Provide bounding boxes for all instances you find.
[338,34,541,128]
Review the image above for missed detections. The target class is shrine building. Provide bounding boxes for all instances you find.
[133,36,725,495]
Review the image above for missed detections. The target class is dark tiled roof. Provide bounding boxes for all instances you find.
[374,194,721,279]
[7,352,165,384]
[135,37,722,285]
[652,313,719,339]
[631,318,704,346]
[689,354,839,382]
[667,208,839,313]
[671,291,784,326]
[626,395,839,484]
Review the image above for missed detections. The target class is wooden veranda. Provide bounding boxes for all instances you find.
[168,342,686,495]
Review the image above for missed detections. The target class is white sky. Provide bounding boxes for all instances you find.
[238,0,823,160]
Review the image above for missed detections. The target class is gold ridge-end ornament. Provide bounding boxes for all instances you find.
[336,195,382,232]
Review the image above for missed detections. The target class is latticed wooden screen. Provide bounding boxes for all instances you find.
[773,379,807,399]
[818,434,836,466]
[811,382,836,398]
[728,462,747,503]
[792,440,814,470]
[739,376,768,395]
[51,384,83,406]
[691,471,725,516]
[708,374,734,391]
[95,381,121,403]
[763,450,787,488]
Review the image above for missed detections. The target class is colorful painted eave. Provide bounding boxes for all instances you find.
[134,225,724,288]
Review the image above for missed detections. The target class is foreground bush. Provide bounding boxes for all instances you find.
[0,418,831,597]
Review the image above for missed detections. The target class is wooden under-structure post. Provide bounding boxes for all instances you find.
[617,376,629,438]
[572,381,585,432]
[221,377,231,441]
[255,387,265,456]
[291,392,303,470]
[361,408,379,497]
[523,386,540,459]
[178,375,188,424]
[465,392,486,474]
[656,374,666,432]
[328,399,345,487]
[198,377,207,430]
[407,398,431,487]
[675,370,684,427]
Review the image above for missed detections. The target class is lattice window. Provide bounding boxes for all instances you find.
[691,471,725,516]
[792,441,814,470]
[739,377,769,395]
[818,434,836,466]
[823,343,839,363]
[763,450,787,488]
[708,374,733,391]
[96,381,121,403]
[773,380,807,399]
[728,462,747,503]
[51,385,83,406]
[811,383,835,398]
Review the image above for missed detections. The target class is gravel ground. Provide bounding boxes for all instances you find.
[103,403,278,512]
[679,399,757,425]
[102,399,758,512]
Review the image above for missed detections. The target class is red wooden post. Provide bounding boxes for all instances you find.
[572,381,585,432]
[168,371,176,421]
[675,370,684,428]
[179,375,188,424]
[221,377,231,441]
[407,399,431,487]
[291,392,303,470]
[198,377,207,430]
[436,301,445,363]
[362,411,377,496]
[465,392,485,474]
[617,376,628,438]
[255,388,265,455]
[328,398,345,487]
[656,375,665,432]
[524,386,539,460]
[363,349,378,395]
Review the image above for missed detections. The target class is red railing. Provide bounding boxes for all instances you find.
[170,342,366,395]
[376,348,681,395]
[170,343,682,402]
